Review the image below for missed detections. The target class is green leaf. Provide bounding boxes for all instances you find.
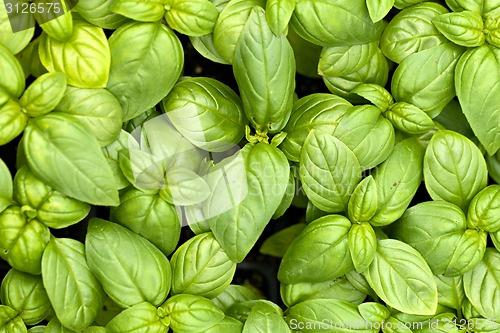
[423,130,488,211]
[0,100,28,146]
[0,269,51,325]
[39,19,110,88]
[206,143,290,263]
[233,7,295,134]
[445,229,487,276]
[107,22,183,121]
[110,188,180,256]
[53,86,123,147]
[391,43,464,117]
[102,129,133,189]
[318,42,378,77]
[44,317,75,333]
[348,222,377,273]
[260,223,306,257]
[380,2,450,63]
[35,1,73,42]
[445,0,483,12]
[432,11,485,47]
[348,176,378,223]
[364,239,438,315]
[358,302,391,323]
[272,171,296,219]
[0,1,34,54]
[164,0,219,36]
[434,275,465,310]
[106,302,168,333]
[290,0,385,47]
[0,43,25,97]
[467,185,500,232]
[158,294,225,332]
[75,0,130,30]
[333,105,395,170]
[0,305,26,333]
[160,167,210,206]
[24,113,119,206]
[286,27,322,78]
[205,316,244,333]
[211,284,262,313]
[42,238,104,332]
[0,158,13,213]
[19,72,67,118]
[463,248,500,319]
[265,0,295,36]
[370,137,425,226]
[485,12,500,47]
[455,45,500,155]
[299,130,361,212]
[286,299,378,333]
[278,215,353,284]
[85,218,172,308]
[110,0,165,22]
[161,77,247,152]
[16,38,47,79]
[366,0,395,23]
[352,84,394,112]
[170,232,236,298]
[385,102,435,134]
[280,93,352,162]
[242,301,290,333]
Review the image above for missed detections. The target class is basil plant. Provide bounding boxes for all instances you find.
[0,0,500,332]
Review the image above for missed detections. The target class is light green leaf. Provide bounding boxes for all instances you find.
[260,223,306,258]
[0,44,25,98]
[485,12,500,47]
[110,0,165,22]
[233,7,295,134]
[158,294,225,332]
[348,222,377,273]
[160,167,210,206]
[286,27,322,78]
[463,248,500,319]
[348,176,378,223]
[170,232,236,298]
[242,301,291,333]
[107,22,183,121]
[205,316,244,333]
[164,0,219,36]
[423,130,488,211]
[358,302,391,323]
[265,0,295,36]
[318,42,378,77]
[434,275,465,310]
[106,302,168,333]
[380,2,450,63]
[19,72,67,118]
[35,0,73,42]
[0,305,26,333]
[278,215,353,284]
[352,84,394,112]
[85,218,172,308]
[299,130,361,212]
[272,171,296,219]
[0,0,34,54]
[211,284,262,312]
[432,11,485,47]
[16,38,47,79]
[42,238,104,332]
[0,158,13,213]
[371,137,425,226]
[39,19,110,88]
[467,185,500,232]
[54,86,123,147]
[445,229,487,276]
[392,43,464,117]
[0,100,28,146]
[455,45,500,155]
[364,239,438,315]
[75,0,130,29]
[102,129,133,189]
[385,102,435,134]
[24,113,119,206]
[366,0,395,23]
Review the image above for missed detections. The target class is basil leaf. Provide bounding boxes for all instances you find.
[0,100,28,146]
[287,27,322,78]
[485,12,500,47]
[45,317,74,333]
[102,129,133,189]
[161,167,210,206]
[385,102,435,135]
[242,301,290,333]
[0,158,13,213]
[281,276,367,308]
[42,238,104,331]
[366,0,395,23]
[107,22,183,121]
[19,72,66,118]
[348,222,377,273]
[16,38,47,79]
[0,206,50,275]
[445,0,483,12]
[265,0,295,36]
[170,232,236,298]
[0,305,26,333]
[380,2,449,63]
[286,299,378,333]
[206,143,290,262]
[432,11,485,47]
[391,43,464,117]
[110,0,165,22]
[299,130,361,212]
[318,42,378,77]
[446,229,487,276]
[161,77,247,152]
[455,45,500,155]
[85,218,172,308]
[0,269,51,325]
[164,0,219,36]
[280,93,352,162]
[272,171,296,219]
[260,223,306,257]
[205,316,244,333]
[358,302,391,323]
[110,188,180,256]
[278,215,353,284]
[333,105,395,170]
[423,130,488,211]
[352,84,394,112]
[106,302,168,333]
[233,7,295,134]
[0,2,34,54]
[24,113,120,206]
[211,284,262,312]
[364,239,438,315]
[158,294,225,332]
[0,42,26,97]
[290,0,384,47]
[463,248,500,319]
[371,137,425,226]
[467,185,500,232]
[54,86,123,147]
[35,1,73,42]
[75,0,130,29]
[348,176,378,223]
[39,19,110,88]
[434,275,465,311]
